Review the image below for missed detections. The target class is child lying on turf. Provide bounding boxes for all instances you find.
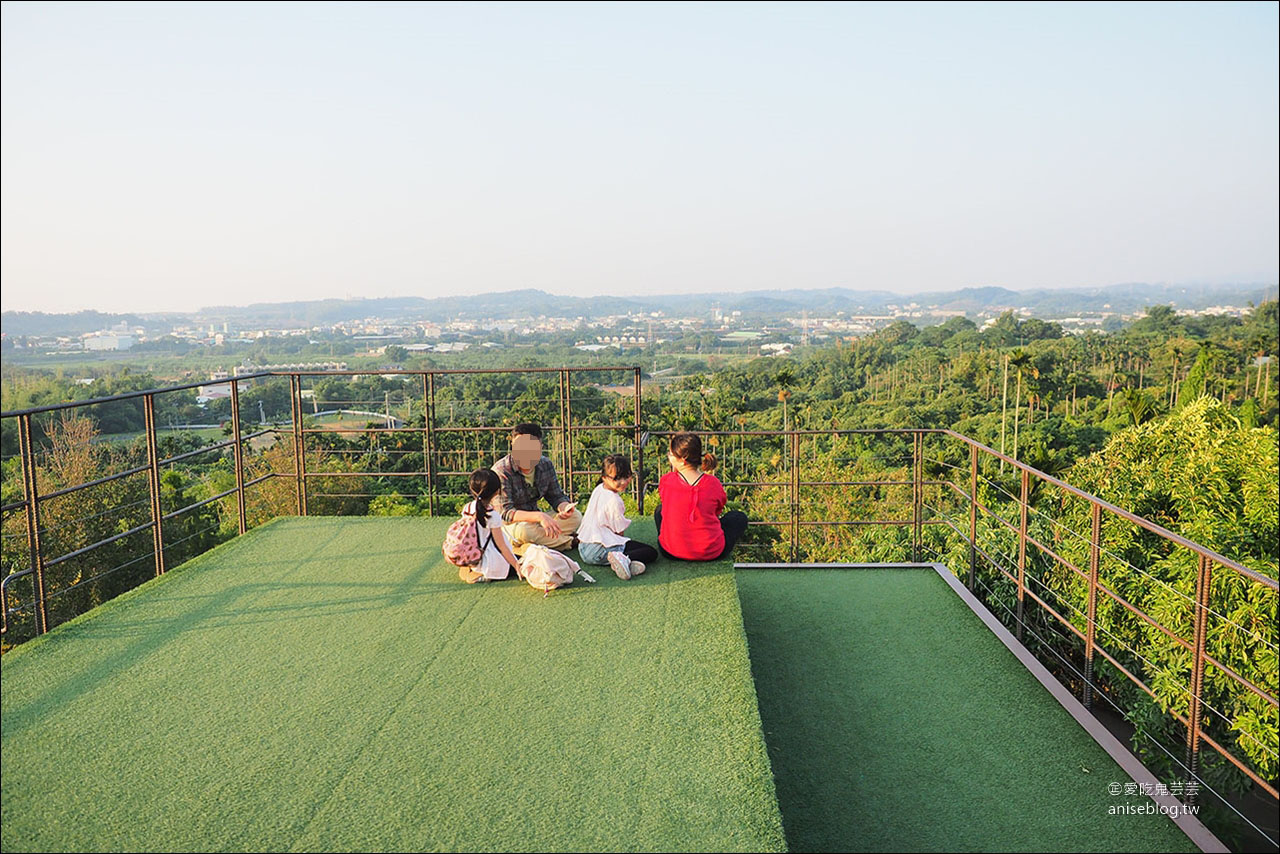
[576,454,658,580]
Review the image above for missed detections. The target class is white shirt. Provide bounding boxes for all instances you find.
[578,483,631,547]
[469,500,514,580]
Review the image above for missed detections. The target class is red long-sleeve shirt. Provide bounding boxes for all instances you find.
[658,471,727,560]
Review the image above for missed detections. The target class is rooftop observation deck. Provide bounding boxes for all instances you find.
[2,516,1214,852]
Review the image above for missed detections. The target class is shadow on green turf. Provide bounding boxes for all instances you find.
[4,521,718,744]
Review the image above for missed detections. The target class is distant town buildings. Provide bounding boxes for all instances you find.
[234,362,349,374]
[3,298,1272,358]
[83,333,136,350]
[196,383,232,404]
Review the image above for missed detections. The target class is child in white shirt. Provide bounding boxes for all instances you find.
[460,469,523,583]
[576,454,659,580]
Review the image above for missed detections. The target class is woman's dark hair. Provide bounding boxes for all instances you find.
[600,454,633,482]
[468,469,501,514]
[511,423,543,441]
[669,432,718,473]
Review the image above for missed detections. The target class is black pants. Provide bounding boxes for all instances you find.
[622,539,659,564]
[653,505,749,561]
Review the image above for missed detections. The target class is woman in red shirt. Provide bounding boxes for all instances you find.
[655,432,749,561]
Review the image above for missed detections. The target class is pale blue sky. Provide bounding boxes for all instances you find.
[2,1,1276,314]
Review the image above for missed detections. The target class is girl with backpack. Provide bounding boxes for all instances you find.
[655,433,749,561]
[450,469,522,583]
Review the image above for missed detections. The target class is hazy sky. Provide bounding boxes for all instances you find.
[2,1,1277,314]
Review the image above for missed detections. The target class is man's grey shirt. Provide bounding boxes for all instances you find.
[491,453,569,524]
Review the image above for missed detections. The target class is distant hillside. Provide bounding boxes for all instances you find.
[195,291,654,325]
[0,310,174,337]
[4,282,1275,337]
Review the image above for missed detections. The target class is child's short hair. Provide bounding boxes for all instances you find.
[600,453,633,481]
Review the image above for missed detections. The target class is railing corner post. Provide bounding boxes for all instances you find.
[289,374,307,516]
[143,393,167,576]
[18,413,49,635]
[230,379,247,535]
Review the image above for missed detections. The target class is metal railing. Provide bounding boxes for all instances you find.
[1,367,1275,841]
[284,367,643,517]
[1,371,279,637]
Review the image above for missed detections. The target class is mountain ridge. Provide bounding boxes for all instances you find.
[4,282,1276,337]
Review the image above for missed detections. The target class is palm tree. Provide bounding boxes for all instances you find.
[1008,350,1037,462]
[1246,330,1269,401]
[1021,440,1072,504]
[1119,388,1162,426]
[1063,369,1084,417]
[1000,353,1010,469]
[1261,354,1272,408]
[774,368,796,432]
[1160,338,1195,407]
[1105,362,1119,415]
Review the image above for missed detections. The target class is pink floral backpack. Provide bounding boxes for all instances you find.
[442,501,493,568]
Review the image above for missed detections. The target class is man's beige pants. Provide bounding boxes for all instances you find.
[503,507,583,556]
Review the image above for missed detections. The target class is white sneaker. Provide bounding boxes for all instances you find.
[630,561,646,576]
[607,550,632,580]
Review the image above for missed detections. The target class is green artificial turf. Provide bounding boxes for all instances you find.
[2,517,785,853]
[736,568,1200,854]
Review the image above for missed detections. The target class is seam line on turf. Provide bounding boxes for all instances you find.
[284,574,488,851]
[627,573,675,843]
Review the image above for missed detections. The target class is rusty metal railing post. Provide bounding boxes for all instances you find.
[289,374,307,515]
[18,413,49,635]
[790,431,800,562]
[423,373,436,516]
[1084,502,1102,708]
[1185,553,1212,806]
[143,393,167,576]
[634,367,644,515]
[229,379,247,535]
[563,369,574,498]
[968,443,978,590]
[912,432,923,561]
[557,369,569,495]
[1017,467,1029,642]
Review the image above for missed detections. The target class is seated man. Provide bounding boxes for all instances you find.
[492,422,582,557]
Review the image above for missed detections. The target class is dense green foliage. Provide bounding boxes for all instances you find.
[1059,401,1278,783]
